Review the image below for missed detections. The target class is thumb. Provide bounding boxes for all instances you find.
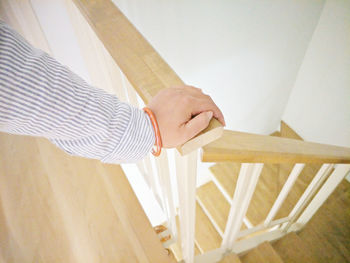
[184,111,213,141]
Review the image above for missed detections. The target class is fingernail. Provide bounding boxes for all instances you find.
[207,111,213,119]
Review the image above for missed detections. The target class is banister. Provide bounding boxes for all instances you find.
[73,0,223,155]
[201,130,350,163]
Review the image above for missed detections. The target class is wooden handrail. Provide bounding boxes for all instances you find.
[201,130,350,163]
[73,0,223,155]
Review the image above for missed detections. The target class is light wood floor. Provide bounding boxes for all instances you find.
[0,133,174,263]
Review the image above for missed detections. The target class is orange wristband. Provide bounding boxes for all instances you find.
[143,107,162,157]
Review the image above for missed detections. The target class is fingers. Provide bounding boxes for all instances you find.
[182,111,213,142]
[172,85,226,126]
[175,86,225,126]
[190,98,226,126]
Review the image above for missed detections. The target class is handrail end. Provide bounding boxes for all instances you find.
[176,119,224,156]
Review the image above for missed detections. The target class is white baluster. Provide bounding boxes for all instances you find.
[119,72,163,204]
[283,164,334,231]
[155,151,177,241]
[121,73,139,107]
[222,163,264,251]
[175,150,198,263]
[293,164,350,229]
[264,163,305,226]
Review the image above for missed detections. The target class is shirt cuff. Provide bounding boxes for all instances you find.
[101,105,155,163]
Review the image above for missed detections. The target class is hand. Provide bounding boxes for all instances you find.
[147,86,225,148]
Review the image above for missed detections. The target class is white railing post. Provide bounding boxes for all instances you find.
[221,163,264,251]
[143,155,164,207]
[121,72,139,107]
[282,164,334,231]
[155,151,177,241]
[291,164,350,229]
[264,163,305,226]
[175,150,198,263]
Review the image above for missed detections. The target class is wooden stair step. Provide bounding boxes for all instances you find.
[276,162,322,219]
[196,181,246,235]
[195,202,222,252]
[272,232,318,263]
[240,242,284,263]
[169,202,223,259]
[169,216,200,261]
[275,121,323,219]
[280,121,302,140]
[210,162,280,226]
[169,242,200,262]
[297,181,350,263]
[210,162,241,199]
[196,181,231,234]
[270,131,281,137]
[246,163,280,225]
[218,253,242,263]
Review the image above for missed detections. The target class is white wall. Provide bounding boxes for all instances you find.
[30,0,91,83]
[282,0,350,148]
[114,0,325,134]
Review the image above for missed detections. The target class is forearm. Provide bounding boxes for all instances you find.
[0,21,154,163]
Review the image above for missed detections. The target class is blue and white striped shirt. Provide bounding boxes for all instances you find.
[0,21,155,163]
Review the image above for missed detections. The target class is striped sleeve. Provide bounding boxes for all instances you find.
[0,21,155,163]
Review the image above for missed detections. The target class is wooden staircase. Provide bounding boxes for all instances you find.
[219,179,350,263]
[170,121,350,262]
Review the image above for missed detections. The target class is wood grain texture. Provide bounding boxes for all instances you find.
[240,242,283,263]
[167,203,222,257]
[275,122,322,219]
[0,133,175,263]
[197,182,231,234]
[297,181,350,263]
[280,121,303,140]
[202,130,350,163]
[72,0,223,154]
[195,203,222,252]
[210,162,241,199]
[270,131,281,137]
[236,180,350,263]
[169,216,200,261]
[273,232,318,263]
[268,180,350,263]
[246,164,280,225]
[196,181,246,235]
[218,253,242,263]
[210,162,280,226]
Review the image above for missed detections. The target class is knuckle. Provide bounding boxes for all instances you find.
[204,94,211,100]
[190,85,201,91]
